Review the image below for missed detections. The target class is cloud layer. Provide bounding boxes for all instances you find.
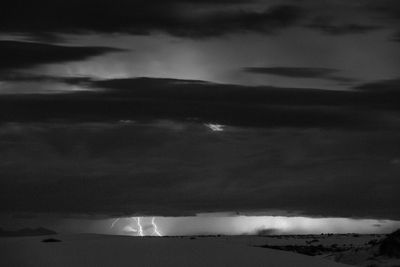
[0,122,399,219]
[244,67,354,83]
[1,0,399,222]
[1,77,399,129]
[0,1,302,39]
[0,41,124,72]
[1,0,397,39]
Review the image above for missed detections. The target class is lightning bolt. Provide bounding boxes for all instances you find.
[204,123,224,132]
[110,216,163,236]
[151,217,162,236]
[110,218,120,228]
[134,217,144,237]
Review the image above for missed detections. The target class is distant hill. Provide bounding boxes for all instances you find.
[0,227,57,237]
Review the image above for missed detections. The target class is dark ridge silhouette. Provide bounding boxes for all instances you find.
[379,229,400,258]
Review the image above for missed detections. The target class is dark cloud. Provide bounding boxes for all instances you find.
[171,4,303,38]
[0,77,399,130]
[0,73,92,85]
[366,0,400,21]
[0,1,302,38]
[391,31,400,42]
[243,67,355,83]
[306,16,381,35]
[1,0,398,40]
[0,122,399,219]
[244,67,337,78]
[0,0,398,225]
[354,78,400,93]
[89,77,400,112]
[0,40,124,72]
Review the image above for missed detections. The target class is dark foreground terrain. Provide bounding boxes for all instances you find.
[253,230,400,267]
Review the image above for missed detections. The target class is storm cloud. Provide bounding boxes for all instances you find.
[0,1,303,39]
[0,122,399,219]
[0,77,399,130]
[1,0,399,40]
[243,67,355,83]
[306,16,382,35]
[0,40,124,72]
[0,0,399,226]
[392,31,400,42]
[354,78,400,94]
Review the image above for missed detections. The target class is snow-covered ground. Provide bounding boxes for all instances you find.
[215,234,386,247]
[0,234,349,267]
[214,234,400,267]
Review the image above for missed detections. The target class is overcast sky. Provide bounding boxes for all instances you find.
[1,0,400,233]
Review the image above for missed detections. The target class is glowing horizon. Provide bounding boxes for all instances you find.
[103,215,400,237]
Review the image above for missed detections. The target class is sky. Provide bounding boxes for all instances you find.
[0,0,400,235]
